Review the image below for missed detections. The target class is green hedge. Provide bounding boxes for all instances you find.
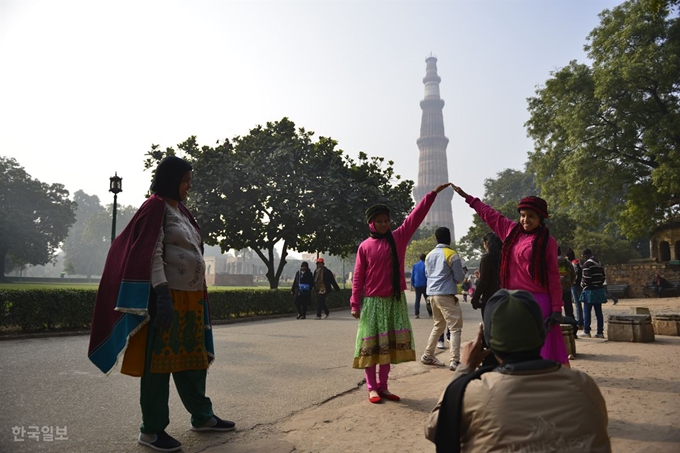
[0,288,352,332]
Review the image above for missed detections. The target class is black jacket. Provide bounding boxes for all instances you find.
[315,267,341,294]
[471,253,500,309]
[292,269,314,299]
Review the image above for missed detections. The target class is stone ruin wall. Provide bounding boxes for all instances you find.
[605,262,680,298]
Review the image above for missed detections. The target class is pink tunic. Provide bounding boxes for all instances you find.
[467,196,568,364]
[351,191,436,312]
[466,196,563,312]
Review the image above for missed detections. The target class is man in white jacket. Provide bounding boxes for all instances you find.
[420,227,466,372]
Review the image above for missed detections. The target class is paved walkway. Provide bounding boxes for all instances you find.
[202,297,680,453]
[1,295,678,452]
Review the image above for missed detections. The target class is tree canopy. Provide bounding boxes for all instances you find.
[459,168,537,254]
[146,117,414,288]
[62,190,137,278]
[526,0,680,239]
[405,232,438,270]
[0,156,76,279]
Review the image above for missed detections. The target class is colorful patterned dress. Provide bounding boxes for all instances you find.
[351,191,437,368]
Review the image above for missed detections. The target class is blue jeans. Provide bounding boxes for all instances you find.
[414,286,427,316]
[571,285,583,326]
[584,302,603,335]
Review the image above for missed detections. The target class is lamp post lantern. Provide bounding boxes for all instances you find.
[109,172,123,243]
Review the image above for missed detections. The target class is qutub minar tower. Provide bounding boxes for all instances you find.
[413,55,455,239]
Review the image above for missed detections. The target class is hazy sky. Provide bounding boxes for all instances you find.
[0,0,623,243]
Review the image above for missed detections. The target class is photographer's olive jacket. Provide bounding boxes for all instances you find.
[425,363,611,452]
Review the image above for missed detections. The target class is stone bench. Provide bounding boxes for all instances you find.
[642,281,680,298]
[653,314,680,336]
[606,284,630,299]
[607,314,655,342]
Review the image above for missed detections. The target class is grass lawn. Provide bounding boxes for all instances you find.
[0,282,286,291]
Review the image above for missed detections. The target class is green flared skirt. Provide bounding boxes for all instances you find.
[352,292,416,369]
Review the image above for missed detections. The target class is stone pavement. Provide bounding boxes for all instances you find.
[1,296,678,453]
[200,297,680,453]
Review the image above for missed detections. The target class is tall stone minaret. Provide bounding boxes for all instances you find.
[413,55,455,240]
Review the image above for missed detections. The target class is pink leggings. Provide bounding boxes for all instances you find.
[364,364,391,392]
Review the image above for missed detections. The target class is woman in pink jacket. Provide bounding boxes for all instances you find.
[351,183,452,403]
[452,185,569,365]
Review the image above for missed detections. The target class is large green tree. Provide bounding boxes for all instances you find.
[570,227,641,265]
[0,157,76,280]
[62,190,137,278]
[482,168,537,208]
[526,0,680,239]
[405,232,438,271]
[62,191,104,279]
[146,117,414,288]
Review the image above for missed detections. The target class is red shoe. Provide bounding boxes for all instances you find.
[368,395,382,404]
[378,391,401,402]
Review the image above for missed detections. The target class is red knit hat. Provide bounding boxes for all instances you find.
[517,196,549,219]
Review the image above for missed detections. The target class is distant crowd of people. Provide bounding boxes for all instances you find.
[290,257,341,320]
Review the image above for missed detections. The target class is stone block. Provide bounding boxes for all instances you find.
[631,307,651,315]
[653,314,680,336]
[607,314,655,342]
[561,325,576,357]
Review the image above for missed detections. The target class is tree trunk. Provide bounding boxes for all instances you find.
[255,242,289,289]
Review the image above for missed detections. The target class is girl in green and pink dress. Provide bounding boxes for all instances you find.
[351,183,452,403]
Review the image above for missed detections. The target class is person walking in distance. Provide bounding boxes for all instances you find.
[565,248,584,331]
[351,183,453,404]
[580,249,607,338]
[557,247,578,338]
[291,262,314,319]
[420,227,466,371]
[411,254,428,318]
[461,277,471,303]
[313,258,341,319]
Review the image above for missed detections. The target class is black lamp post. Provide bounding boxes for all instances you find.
[109,172,123,243]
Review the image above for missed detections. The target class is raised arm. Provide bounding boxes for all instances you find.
[395,183,452,241]
[452,184,516,241]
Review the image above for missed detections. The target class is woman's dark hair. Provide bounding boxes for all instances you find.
[150,156,192,201]
[483,232,503,258]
